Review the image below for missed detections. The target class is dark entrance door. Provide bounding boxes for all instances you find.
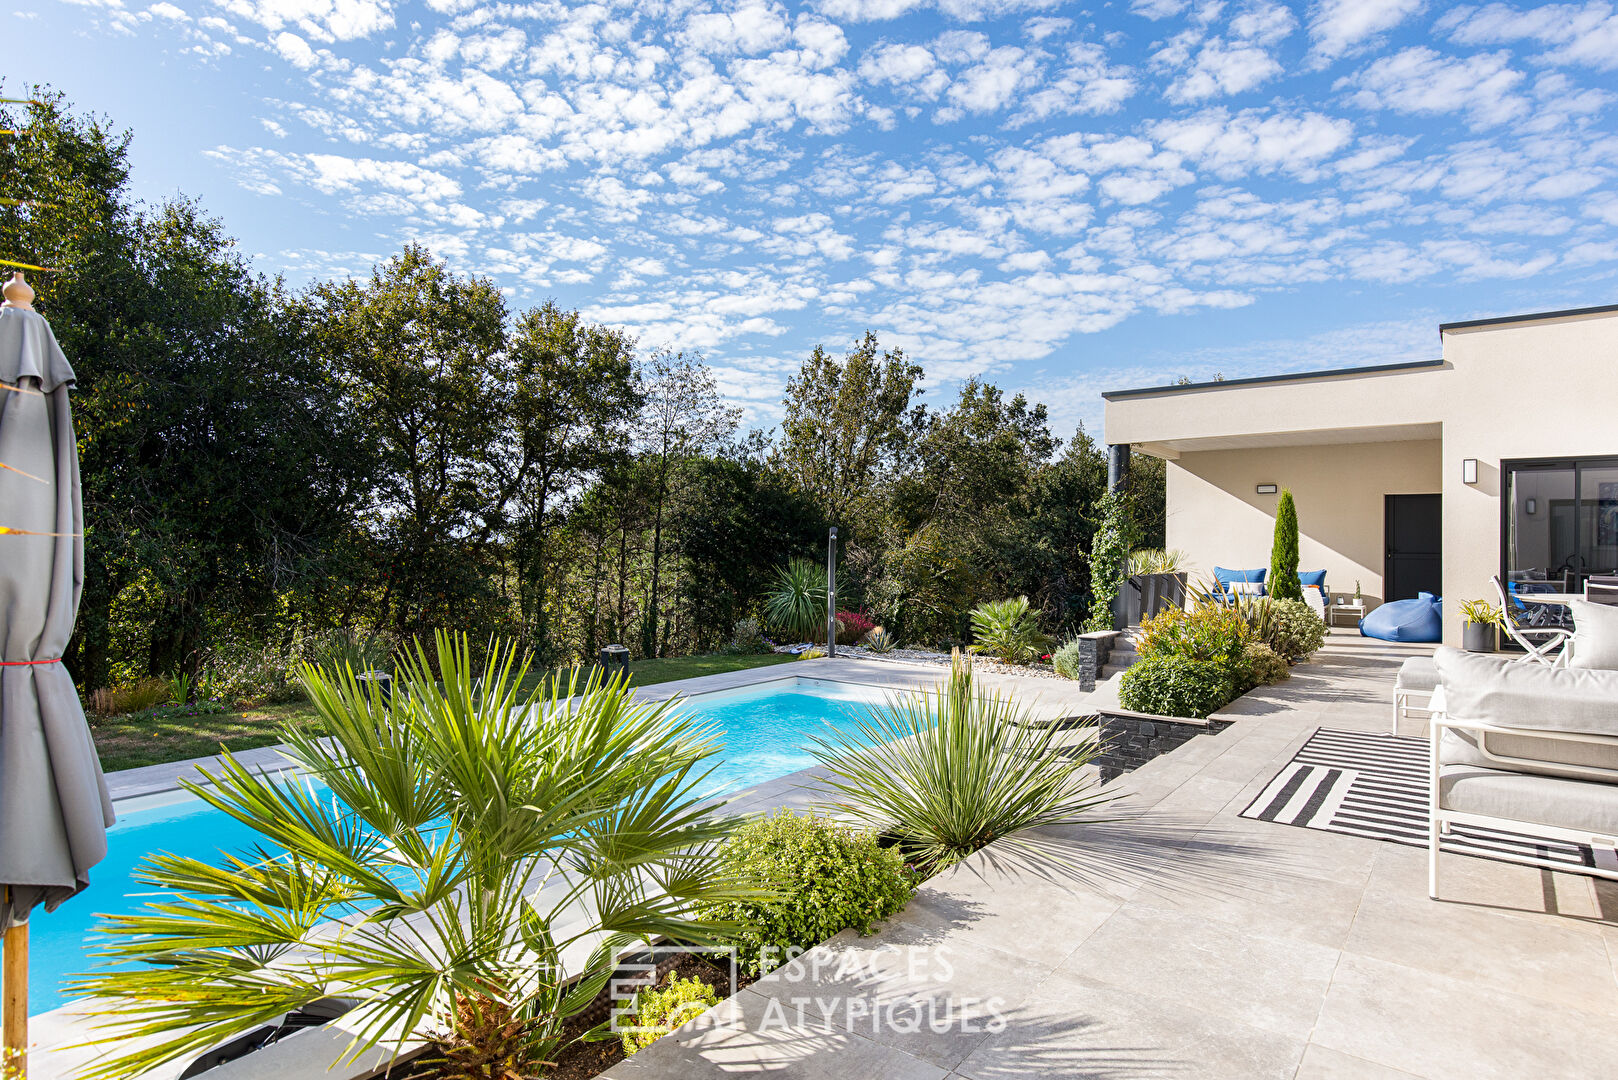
[1385,494,1442,601]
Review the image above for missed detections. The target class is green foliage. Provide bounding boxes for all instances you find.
[697,813,914,978]
[69,631,753,1080]
[1262,599,1327,662]
[620,974,722,1055]
[865,628,897,653]
[1135,605,1251,666]
[1051,637,1085,680]
[812,653,1117,875]
[1118,655,1236,719]
[763,557,830,642]
[1238,642,1291,689]
[1459,599,1504,626]
[1086,490,1138,631]
[968,596,1052,663]
[1127,549,1186,575]
[777,332,923,525]
[722,617,772,656]
[86,678,170,716]
[1268,490,1303,602]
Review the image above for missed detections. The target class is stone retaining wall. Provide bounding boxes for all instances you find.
[1094,708,1233,782]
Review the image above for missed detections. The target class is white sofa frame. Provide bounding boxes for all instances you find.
[1428,709,1618,899]
[1393,687,1434,734]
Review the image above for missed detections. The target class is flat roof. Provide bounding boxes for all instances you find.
[1100,358,1446,401]
[1438,301,1618,333]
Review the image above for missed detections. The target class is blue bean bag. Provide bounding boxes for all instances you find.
[1360,592,1442,642]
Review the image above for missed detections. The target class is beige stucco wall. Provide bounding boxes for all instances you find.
[1105,306,1618,646]
[1166,440,1442,607]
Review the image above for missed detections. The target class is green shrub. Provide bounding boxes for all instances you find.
[1135,605,1250,666]
[865,628,897,653]
[87,677,172,716]
[1086,490,1137,631]
[619,974,721,1055]
[1268,490,1302,602]
[763,558,828,643]
[968,596,1051,663]
[1238,642,1291,689]
[811,653,1116,875]
[722,616,772,656]
[1263,599,1326,662]
[698,812,914,977]
[1051,637,1085,680]
[1118,655,1235,719]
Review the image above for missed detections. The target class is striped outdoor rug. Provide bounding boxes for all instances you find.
[1240,727,1618,874]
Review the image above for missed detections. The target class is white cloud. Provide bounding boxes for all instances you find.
[945,45,1039,114]
[1151,108,1355,178]
[1011,41,1136,123]
[1307,0,1424,64]
[1339,47,1530,128]
[1440,2,1618,71]
[272,30,317,69]
[217,0,393,42]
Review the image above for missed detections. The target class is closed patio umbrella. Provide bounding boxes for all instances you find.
[0,273,114,1074]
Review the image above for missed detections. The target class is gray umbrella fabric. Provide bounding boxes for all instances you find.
[0,304,114,931]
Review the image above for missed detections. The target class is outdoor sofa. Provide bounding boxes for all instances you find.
[1427,634,1618,899]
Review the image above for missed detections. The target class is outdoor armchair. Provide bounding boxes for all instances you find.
[1491,575,1572,666]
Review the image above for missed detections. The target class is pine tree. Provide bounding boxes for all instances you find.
[1268,489,1302,601]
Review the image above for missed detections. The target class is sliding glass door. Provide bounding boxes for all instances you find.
[1504,457,1618,589]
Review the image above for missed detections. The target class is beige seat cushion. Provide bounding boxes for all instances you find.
[1440,764,1618,838]
[1395,656,1439,692]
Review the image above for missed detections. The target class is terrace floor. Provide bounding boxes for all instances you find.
[605,639,1618,1080]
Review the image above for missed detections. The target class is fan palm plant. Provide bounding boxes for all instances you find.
[809,652,1116,875]
[68,631,755,1080]
[967,596,1051,663]
[762,557,829,643]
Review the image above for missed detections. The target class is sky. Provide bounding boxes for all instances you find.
[12,0,1618,437]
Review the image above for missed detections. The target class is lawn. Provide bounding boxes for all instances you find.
[91,652,797,773]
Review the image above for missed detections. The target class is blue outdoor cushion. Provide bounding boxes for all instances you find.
[1360,592,1443,643]
[1213,566,1267,592]
[1298,570,1327,589]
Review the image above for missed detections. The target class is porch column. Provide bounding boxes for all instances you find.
[1107,444,1131,629]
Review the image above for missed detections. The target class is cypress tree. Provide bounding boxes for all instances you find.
[1268,489,1302,601]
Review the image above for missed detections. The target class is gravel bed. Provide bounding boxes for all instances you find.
[838,646,1071,681]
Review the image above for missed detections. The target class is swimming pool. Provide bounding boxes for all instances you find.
[30,675,890,1014]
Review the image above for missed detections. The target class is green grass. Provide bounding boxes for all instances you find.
[91,652,797,773]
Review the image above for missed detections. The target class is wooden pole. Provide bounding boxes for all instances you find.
[2,895,25,1079]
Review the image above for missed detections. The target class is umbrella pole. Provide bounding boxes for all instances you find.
[1,892,23,1079]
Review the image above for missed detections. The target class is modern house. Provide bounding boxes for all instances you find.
[1102,302,1618,645]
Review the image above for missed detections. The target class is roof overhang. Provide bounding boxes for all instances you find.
[1134,421,1442,459]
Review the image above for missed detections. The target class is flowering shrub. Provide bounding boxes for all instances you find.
[835,610,875,646]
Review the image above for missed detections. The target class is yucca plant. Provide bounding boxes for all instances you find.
[967,596,1051,663]
[762,557,829,643]
[68,631,756,1080]
[1127,549,1187,575]
[865,627,897,654]
[809,651,1116,875]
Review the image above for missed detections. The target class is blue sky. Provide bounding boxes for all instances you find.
[14,0,1618,436]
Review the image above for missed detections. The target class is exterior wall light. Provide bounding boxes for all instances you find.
[1256,483,1278,494]
[1462,458,1479,485]
[1526,498,1537,515]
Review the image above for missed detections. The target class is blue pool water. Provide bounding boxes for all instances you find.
[29,676,884,1014]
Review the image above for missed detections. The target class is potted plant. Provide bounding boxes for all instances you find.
[1126,549,1189,624]
[1458,599,1502,653]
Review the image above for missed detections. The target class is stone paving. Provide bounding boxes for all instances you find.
[605,641,1618,1080]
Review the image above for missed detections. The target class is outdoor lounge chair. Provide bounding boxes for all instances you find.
[1492,575,1572,666]
[1428,647,1618,898]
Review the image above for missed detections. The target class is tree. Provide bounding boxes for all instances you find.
[777,332,922,526]
[308,245,513,640]
[1269,488,1302,601]
[505,301,640,662]
[1,91,363,685]
[635,350,740,657]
